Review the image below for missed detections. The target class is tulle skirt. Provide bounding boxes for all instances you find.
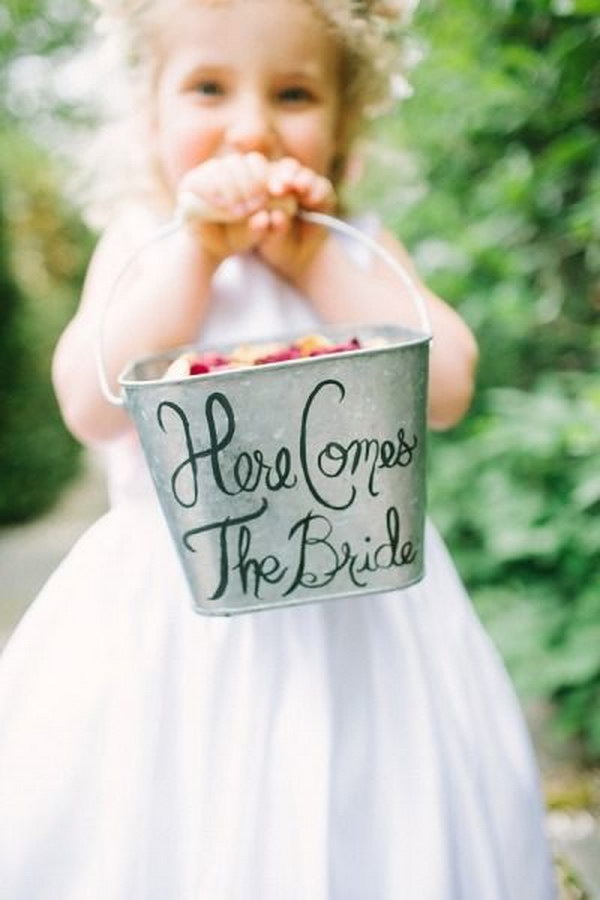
[0,488,555,899]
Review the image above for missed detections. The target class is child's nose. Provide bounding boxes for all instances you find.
[227,95,278,156]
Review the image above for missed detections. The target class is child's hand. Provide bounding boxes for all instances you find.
[254,158,336,282]
[177,154,335,276]
[178,152,273,261]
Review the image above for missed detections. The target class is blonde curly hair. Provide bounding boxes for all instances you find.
[81,0,416,226]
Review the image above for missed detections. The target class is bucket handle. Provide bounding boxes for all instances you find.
[96,204,433,408]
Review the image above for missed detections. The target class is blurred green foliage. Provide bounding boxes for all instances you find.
[0,0,92,523]
[355,0,600,754]
[0,134,91,522]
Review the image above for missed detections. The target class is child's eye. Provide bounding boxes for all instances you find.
[278,86,313,104]
[193,81,223,98]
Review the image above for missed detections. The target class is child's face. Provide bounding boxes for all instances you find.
[152,0,342,197]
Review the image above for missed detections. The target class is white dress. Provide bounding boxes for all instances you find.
[0,246,555,899]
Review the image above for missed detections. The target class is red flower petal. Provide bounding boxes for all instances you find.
[190,361,211,375]
[186,337,362,376]
[254,347,303,365]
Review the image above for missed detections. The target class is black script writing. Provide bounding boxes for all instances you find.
[231,447,297,494]
[157,395,297,508]
[157,395,235,506]
[232,526,288,599]
[299,380,356,511]
[284,511,343,594]
[299,379,419,510]
[317,429,418,498]
[284,505,417,596]
[182,498,268,600]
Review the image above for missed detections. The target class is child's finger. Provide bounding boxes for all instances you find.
[244,151,270,183]
[235,152,271,210]
[268,157,304,194]
[248,209,271,232]
[291,167,316,194]
[220,154,268,216]
[268,160,335,212]
[269,207,292,233]
[180,154,270,222]
[300,174,336,210]
[286,168,334,208]
[179,159,234,218]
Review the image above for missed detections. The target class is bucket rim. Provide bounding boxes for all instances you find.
[189,569,426,616]
[118,323,432,391]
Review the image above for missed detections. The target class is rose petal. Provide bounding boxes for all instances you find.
[190,361,211,375]
[254,347,303,365]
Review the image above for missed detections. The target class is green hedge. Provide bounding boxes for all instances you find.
[354,0,600,754]
[429,373,600,752]
[0,135,91,523]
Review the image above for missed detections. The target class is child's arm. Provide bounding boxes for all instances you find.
[52,154,279,445]
[52,210,221,444]
[289,232,478,430]
[250,158,477,430]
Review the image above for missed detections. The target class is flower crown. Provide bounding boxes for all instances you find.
[90,0,414,30]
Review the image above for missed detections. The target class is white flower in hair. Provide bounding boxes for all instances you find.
[88,0,150,41]
[369,0,418,21]
[88,0,148,15]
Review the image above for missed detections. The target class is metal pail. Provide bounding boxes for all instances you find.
[98,213,432,615]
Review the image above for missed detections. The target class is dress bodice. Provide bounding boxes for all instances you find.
[197,251,322,347]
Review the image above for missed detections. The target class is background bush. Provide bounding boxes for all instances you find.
[0,0,91,522]
[353,0,600,755]
[0,139,90,523]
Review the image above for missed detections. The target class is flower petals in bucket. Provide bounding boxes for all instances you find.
[163,333,387,379]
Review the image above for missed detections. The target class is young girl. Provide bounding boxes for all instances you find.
[0,1,556,897]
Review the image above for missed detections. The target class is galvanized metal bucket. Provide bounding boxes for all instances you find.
[98,212,432,615]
